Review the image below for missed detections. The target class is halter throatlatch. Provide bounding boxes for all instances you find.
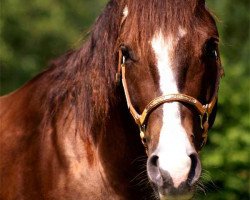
[116,49,218,151]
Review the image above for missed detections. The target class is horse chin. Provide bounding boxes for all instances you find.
[152,184,195,200]
[159,193,194,200]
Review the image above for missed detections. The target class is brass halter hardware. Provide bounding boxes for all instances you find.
[116,49,218,151]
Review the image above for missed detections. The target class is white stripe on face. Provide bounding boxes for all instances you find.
[151,31,193,188]
[123,6,129,17]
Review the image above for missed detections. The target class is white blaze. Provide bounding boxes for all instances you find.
[178,26,187,38]
[151,30,193,188]
[123,6,129,17]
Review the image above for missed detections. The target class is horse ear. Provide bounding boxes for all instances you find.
[198,0,205,6]
[194,0,205,10]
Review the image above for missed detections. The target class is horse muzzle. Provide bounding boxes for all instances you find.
[147,153,201,199]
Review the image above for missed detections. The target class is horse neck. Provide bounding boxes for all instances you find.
[98,94,146,160]
[95,94,149,198]
[49,70,149,197]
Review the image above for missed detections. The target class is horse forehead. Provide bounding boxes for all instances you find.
[150,28,187,95]
[152,27,186,46]
[151,27,187,65]
[151,31,177,93]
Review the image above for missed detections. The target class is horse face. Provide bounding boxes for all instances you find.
[119,2,222,199]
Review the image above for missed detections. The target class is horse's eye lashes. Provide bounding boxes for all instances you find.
[121,47,131,59]
[121,45,136,61]
[204,41,218,59]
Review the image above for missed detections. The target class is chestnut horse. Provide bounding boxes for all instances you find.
[0,0,223,199]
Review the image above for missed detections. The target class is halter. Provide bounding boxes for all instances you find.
[116,49,218,152]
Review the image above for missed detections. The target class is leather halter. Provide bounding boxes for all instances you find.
[116,49,218,151]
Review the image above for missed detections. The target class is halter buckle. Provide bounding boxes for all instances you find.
[139,125,148,149]
[115,72,121,84]
[199,104,210,129]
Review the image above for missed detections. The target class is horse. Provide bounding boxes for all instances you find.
[0,0,224,199]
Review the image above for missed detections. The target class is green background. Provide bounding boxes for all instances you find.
[0,0,249,199]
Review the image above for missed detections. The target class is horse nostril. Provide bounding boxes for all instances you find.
[147,155,163,186]
[187,153,201,185]
[149,155,159,167]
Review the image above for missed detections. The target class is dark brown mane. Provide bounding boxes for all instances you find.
[33,0,126,140]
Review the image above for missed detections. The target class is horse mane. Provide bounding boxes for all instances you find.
[29,0,213,141]
[32,0,125,141]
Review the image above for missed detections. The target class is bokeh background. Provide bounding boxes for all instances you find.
[0,0,249,199]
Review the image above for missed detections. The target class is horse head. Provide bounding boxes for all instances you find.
[116,0,223,198]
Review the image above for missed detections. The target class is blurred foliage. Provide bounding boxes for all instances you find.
[0,0,249,199]
[0,0,107,94]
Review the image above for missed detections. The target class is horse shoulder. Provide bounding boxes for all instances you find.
[0,82,47,199]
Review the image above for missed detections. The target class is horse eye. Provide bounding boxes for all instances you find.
[204,39,219,60]
[121,46,130,60]
[207,49,218,59]
[121,45,136,62]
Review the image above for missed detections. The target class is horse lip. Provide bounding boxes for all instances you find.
[147,165,195,199]
[156,182,195,200]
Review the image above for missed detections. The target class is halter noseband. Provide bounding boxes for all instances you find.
[116,49,218,151]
